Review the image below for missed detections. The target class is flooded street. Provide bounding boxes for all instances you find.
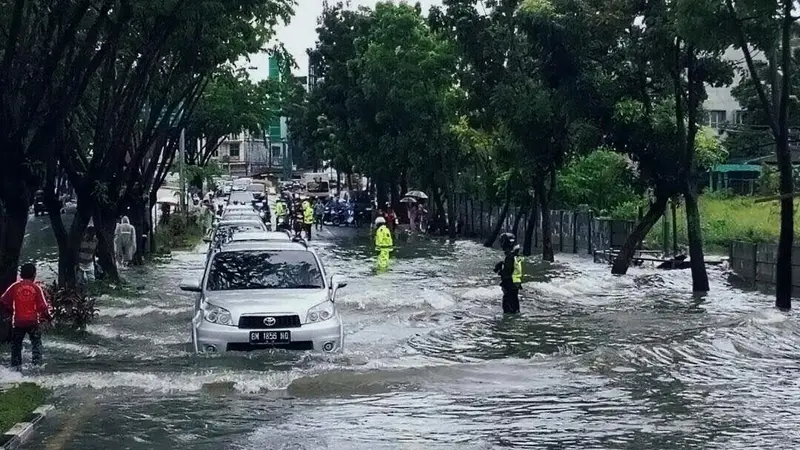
[3,215,797,449]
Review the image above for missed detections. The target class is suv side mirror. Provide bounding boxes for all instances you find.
[329,275,347,297]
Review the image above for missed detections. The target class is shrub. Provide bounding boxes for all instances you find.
[45,283,98,331]
[557,149,642,213]
[155,211,208,253]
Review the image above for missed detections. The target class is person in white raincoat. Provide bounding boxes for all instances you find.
[114,216,137,265]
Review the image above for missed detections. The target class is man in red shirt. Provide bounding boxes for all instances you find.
[1,263,52,368]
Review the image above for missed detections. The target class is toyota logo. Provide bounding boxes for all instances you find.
[263,317,276,326]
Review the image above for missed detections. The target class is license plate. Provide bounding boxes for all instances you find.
[249,330,291,344]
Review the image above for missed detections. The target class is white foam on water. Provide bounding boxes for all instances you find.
[338,283,456,310]
[0,367,25,384]
[460,286,501,302]
[32,369,307,393]
[98,306,189,318]
[86,324,188,346]
[45,340,108,357]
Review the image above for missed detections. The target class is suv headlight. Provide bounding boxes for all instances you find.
[306,301,335,324]
[202,303,235,326]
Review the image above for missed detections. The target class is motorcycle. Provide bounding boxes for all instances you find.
[324,202,357,227]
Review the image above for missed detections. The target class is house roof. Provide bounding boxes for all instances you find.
[712,164,762,173]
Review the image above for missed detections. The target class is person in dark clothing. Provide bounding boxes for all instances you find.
[1,264,52,368]
[493,233,522,314]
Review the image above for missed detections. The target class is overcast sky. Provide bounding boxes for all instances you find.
[247,0,443,80]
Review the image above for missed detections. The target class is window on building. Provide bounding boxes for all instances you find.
[733,110,746,125]
[211,147,219,158]
[706,110,727,129]
[229,143,240,159]
[272,145,282,158]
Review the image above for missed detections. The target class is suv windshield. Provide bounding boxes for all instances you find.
[207,250,324,291]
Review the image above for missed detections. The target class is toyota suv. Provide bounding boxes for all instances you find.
[180,240,346,353]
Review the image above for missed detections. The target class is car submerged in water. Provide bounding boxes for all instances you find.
[180,239,346,354]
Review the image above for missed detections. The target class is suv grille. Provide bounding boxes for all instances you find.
[238,315,301,329]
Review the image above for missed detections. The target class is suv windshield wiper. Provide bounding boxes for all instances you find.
[291,284,324,289]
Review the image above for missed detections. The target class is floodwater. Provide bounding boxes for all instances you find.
[3,214,797,449]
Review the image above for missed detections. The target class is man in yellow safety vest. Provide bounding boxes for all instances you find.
[493,233,522,313]
[302,199,314,240]
[374,216,393,272]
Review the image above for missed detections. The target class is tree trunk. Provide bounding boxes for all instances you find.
[60,206,91,288]
[612,196,669,275]
[523,195,538,257]
[775,3,793,310]
[684,187,710,292]
[45,189,73,287]
[513,202,527,237]
[538,192,554,262]
[0,207,29,295]
[446,189,456,239]
[376,179,388,209]
[484,182,511,247]
[148,192,158,254]
[92,208,120,282]
[390,179,401,212]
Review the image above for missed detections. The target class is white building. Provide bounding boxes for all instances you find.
[702,46,768,136]
[210,128,290,178]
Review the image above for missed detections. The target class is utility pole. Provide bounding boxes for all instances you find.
[179,128,186,216]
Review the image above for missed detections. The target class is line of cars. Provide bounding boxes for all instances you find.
[180,198,347,354]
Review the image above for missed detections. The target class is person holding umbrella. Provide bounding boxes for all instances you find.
[400,196,418,231]
[403,191,428,232]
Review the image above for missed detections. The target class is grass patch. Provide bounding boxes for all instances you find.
[646,194,794,250]
[0,383,49,432]
[154,211,209,254]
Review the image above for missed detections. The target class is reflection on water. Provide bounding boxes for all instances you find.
[9,217,800,449]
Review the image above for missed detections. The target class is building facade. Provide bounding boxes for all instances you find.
[211,56,292,178]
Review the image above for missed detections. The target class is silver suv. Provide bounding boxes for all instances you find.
[180,240,346,353]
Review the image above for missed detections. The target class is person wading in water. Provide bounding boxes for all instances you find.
[494,233,522,314]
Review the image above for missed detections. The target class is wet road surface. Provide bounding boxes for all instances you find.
[3,214,797,449]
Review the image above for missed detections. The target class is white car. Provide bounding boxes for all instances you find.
[180,240,346,353]
[227,230,292,244]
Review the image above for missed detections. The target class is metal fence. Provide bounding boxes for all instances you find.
[453,194,635,257]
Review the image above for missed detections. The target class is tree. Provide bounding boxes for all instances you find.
[433,0,613,261]
[0,1,134,294]
[724,56,800,160]
[721,0,796,309]
[185,67,282,169]
[601,0,733,292]
[51,0,293,286]
[349,2,460,214]
[556,149,643,214]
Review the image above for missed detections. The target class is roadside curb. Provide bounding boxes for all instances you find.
[0,405,54,450]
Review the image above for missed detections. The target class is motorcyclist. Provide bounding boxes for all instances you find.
[374,217,394,272]
[274,199,285,219]
[493,233,522,314]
